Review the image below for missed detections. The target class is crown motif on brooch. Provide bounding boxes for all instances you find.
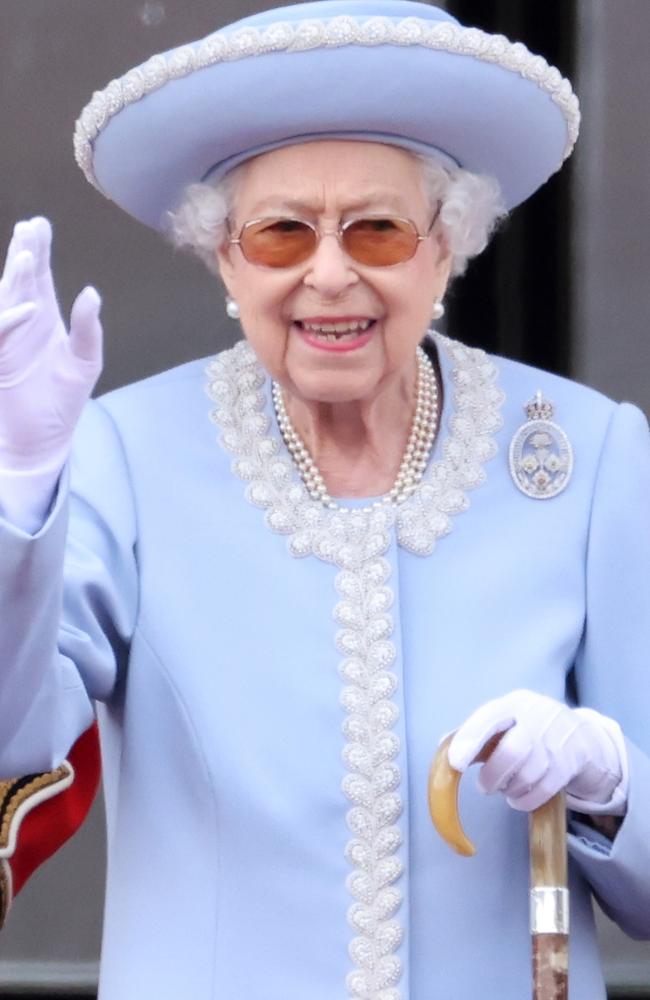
[525,390,555,422]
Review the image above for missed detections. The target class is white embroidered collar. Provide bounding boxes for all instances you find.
[206,332,504,560]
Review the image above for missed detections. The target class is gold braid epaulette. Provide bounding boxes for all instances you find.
[0,765,71,927]
[0,860,10,927]
[0,766,70,852]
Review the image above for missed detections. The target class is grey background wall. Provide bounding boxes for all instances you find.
[0,0,648,994]
[571,5,650,985]
[572,0,650,416]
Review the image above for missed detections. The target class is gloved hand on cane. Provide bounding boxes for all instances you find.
[0,216,103,532]
[447,689,628,817]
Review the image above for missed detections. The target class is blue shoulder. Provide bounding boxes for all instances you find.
[493,352,617,437]
[97,355,212,415]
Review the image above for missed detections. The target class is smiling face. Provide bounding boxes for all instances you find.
[217,140,452,406]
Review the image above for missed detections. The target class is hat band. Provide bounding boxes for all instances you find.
[204,131,460,183]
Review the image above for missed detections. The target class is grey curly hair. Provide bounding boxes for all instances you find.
[168,149,506,278]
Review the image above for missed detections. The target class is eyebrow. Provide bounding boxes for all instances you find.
[246,192,409,216]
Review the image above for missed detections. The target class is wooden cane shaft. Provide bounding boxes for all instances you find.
[529,792,567,888]
[532,934,569,1000]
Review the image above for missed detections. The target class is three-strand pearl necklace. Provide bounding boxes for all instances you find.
[272,346,439,512]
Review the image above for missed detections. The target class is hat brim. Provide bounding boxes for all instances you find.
[75,1,579,230]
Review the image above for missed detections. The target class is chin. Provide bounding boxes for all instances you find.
[289,370,381,406]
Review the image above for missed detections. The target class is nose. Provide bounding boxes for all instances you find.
[302,231,359,297]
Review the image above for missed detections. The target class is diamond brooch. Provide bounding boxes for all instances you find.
[509,391,573,499]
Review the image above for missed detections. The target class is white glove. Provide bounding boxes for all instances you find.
[0,217,103,532]
[448,689,628,816]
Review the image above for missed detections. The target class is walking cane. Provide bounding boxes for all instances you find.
[428,734,569,1000]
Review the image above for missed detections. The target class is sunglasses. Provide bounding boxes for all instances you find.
[227,209,441,269]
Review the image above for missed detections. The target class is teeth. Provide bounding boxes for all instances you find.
[301,319,373,336]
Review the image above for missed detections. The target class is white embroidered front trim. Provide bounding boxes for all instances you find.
[206,334,503,999]
[336,557,404,999]
[75,15,579,187]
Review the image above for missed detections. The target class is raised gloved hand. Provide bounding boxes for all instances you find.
[448,689,628,816]
[0,217,103,530]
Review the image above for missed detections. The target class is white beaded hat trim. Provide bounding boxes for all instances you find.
[74,15,580,190]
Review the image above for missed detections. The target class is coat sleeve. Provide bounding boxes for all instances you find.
[568,400,650,939]
[0,399,137,778]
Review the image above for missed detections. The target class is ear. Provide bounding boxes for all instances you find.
[216,241,236,291]
[434,229,453,295]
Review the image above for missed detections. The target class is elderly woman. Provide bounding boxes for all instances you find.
[0,2,648,999]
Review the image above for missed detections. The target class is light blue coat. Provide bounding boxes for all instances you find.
[1,334,649,999]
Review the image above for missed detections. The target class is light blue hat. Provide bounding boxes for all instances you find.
[74,0,580,231]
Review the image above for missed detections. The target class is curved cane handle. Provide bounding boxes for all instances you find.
[427,731,504,856]
[427,732,476,856]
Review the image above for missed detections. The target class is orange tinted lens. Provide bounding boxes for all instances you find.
[239,219,316,267]
[343,218,419,265]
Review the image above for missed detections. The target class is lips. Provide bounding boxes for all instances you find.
[292,316,378,353]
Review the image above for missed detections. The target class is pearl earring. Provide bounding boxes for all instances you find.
[226,296,241,320]
[432,300,445,321]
